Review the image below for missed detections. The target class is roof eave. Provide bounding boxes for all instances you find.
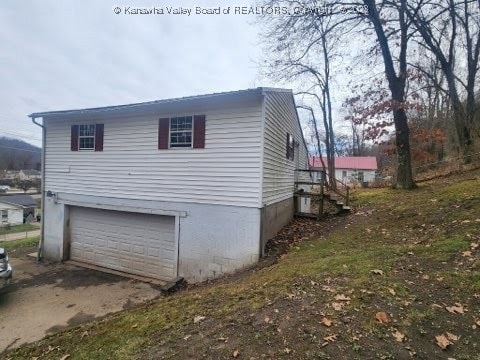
[28,87,277,119]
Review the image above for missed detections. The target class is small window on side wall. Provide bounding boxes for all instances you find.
[71,124,104,151]
[158,115,206,149]
[286,133,294,161]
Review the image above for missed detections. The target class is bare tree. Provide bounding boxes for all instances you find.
[406,0,480,162]
[259,1,361,188]
[259,0,417,188]
[360,0,416,188]
[297,104,327,171]
[15,179,33,194]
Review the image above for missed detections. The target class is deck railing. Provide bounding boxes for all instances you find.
[294,169,350,217]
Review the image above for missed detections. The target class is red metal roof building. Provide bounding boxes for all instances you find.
[309,156,377,170]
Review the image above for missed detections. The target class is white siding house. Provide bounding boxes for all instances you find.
[31,88,309,283]
[310,156,378,186]
[0,202,23,226]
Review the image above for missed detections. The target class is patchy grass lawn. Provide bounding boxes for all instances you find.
[0,223,39,236]
[1,236,39,251]
[6,170,480,360]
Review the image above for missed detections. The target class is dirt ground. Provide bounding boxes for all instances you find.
[0,246,162,354]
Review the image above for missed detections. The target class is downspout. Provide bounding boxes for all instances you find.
[30,115,45,261]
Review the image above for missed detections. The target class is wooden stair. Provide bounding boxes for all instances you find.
[294,169,351,219]
[324,193,351,214]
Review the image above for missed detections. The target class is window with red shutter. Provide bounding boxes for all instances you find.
[193,115,206,149]
[95,124,104,151]
[158,118,170,149]
[71,125,79,151]
[159,115,206,149]
[71,124,104,151]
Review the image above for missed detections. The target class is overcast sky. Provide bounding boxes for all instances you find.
[0,1,267,147]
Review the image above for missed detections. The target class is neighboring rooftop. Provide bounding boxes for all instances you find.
[0,194,38,207]
[310,156,378,170]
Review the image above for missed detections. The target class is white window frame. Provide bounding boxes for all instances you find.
[79,124,96,151]
[169,116,194,149]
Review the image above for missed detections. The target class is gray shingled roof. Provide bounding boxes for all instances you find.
[0,194,37,207]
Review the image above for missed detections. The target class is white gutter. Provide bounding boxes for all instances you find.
[29,115,45,261]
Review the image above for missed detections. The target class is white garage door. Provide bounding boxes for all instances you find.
[70,207,177,281]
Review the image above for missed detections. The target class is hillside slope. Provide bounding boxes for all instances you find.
[9,169,480,359]
[0,137,41,170]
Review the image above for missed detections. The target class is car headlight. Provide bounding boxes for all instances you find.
[0,249,8,271]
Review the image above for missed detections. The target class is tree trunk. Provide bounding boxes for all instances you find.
[392,104,415,189]
[445,70,474,162]
[364,0,416,189]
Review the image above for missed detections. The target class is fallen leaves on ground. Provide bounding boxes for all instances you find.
[375,311,391,324]
[334,294,351,301]
[321,317,333,327]
[392,329,405,342]
[435,332,460,350]
[371,269,384,275]
[332,302,345,311]
[233,349,240,358]
[323,334,337,342]
[193,315,206,324]
[446,303,466,314]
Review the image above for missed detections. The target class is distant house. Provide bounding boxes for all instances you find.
[29,87,310,283]
[309,156,378,185]
[18,169,41,180]
[4,171,18,180]
[0,202,23,226]
[0,194,39,221]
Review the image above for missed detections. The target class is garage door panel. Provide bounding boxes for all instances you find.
[70,207,177,281]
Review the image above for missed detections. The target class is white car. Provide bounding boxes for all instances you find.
[0,247,12,289]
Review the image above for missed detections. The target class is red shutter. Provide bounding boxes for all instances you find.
[95,124,104,151]
[193,115,206,149]
[71,125,79,151]
[158,118,169,149]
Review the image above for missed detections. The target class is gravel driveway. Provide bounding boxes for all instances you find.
[0,246,161,353]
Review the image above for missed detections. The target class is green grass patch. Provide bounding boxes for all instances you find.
[415,235,471,262]
[1,236,40,251]
[0,223,39,235]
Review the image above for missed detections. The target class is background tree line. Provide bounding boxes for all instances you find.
[260,0,479,189]
[0,137,41,171]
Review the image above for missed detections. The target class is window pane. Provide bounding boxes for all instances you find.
[79,137,94,149]
[170,116,193,148]
[288,134,294,147]
[171,118,178,131]
[79,124,95,136]
[170,133,178,143]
